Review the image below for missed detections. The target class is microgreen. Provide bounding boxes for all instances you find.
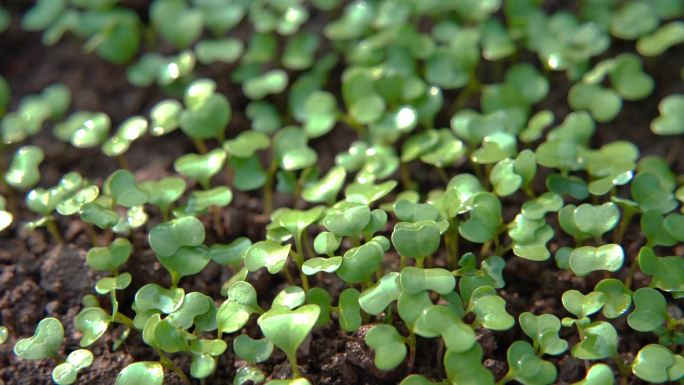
[14,317,64,360]
[257,304,320,377]
[52,349,93,385]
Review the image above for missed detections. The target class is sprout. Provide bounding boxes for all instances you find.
[115,362,164,385]
[13,317,64,360]
[52,349,93,385]
[5,145,44,190]
[257,304,320,378]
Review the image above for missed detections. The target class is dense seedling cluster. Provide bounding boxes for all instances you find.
[1,1,684,384]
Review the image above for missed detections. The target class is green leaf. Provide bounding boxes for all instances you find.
[74,307,110,347]
[638,246,684,293]
[233,335,274,363]
[572,203,620,239]
[115,362,164,385]
[336,238,385,283]
[13,317,63,360]
[572,363,614,385]
[399,267,455,294]
[244,240,291,274]
[458,193,502,243]
[167,292,212,330]
[223,131,270,158]
[569,244,624,276]
[180,93,231,140]
[52,349,93,385]
[5,146,44,190]
[637,21,684,57]
[210,237,251,266]
[302,256,342,275]
[519,313,568,355]
[627,288,667,332]
[594,279,632,319]
[95,273,132,295]
[561,290,605,319]
[323,203,371,237]
[359,273,401,315]
[469,288,515,331]
[506,340,557,385]
[571,321,617,360]
[345,180,397,205]
[272,286,306,310]
[184,186,233,213]
[568,83,622,122]
[150,0,202,48]
[611,1,659,40]
[632,344,684,383]
[174,149,227,187]
[364,324,406,371]
[651,94,684,135]
[414,305,476,353]
[149,217,205,258]
[391,220,441,260]
[257,304,320,364]
[443,344,495,385]
[86,238,132,272]
[243,70,289,100]
[195,38,243,64]
[302,166,346,204]
[135,284,184,314]
[338,288,362,332]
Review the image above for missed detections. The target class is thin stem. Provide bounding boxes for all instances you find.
[117,154,130,170]
[613,207,636,245]
[113,313,134,328]
[406,331,417,371]
[613,354,630,385]
[624,255,641,290]
[400,163,415,190]
[436,167,449,185]
[46,218,63,244]
[191,138,208,154]
[287,353,301,378]
[211,206,224,238]
[86,222,99,246]
[263,159,278,217]
[157,350,191,385]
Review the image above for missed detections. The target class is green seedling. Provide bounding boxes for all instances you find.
[466,286,515,331]
[13,317,63,360]
[195,38,243,64]
[139,177,187,220]
[399,267,455,294]
[150,0,202,49]
[52,349,93,385]
[413,305,476,353]
[174,148,227,189]
[458,192,502,243]
[558,203,620,242]
[498,341,557,385]
[217,281,264,336]
[257,304,320,377]
[638,21,684,57]
[104,170,148,208]
[627,287,667,332]
[359,272,401,315]
[338,288,362,332]
[638,247,684,294]
[1,83,70,145]
[568,244,624,276]
[233,334,274,363]
[443,344,494,385]
[53,112,110,148]
[594,279,632,319]
[489,150,536,197]
[189,339,227,379]
[5,145,44,189]
[454,253,505,303]
[572,363,614,385]
[562,290,606,321]
[571,321,618,360]
[210,237,252,266]
[302,166,346,204]
[391,220,441,262]
[519,313,568,356]
[101,116,148,158]
[364,324,407,371]
[115,362,164,385]
[244,70,289,100]
[245,240,291,274]
[148,100,183,136]
[651,94,684,135]
[180,79,231,143]
[336,236,386,284]
[631,171,678,214]
[631,344,684,383]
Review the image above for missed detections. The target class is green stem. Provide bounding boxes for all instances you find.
[624,254,641,290]
[157,350,191,385]
[613,207,636,245]
[191,138,208,154]
[86,222,99,246]
[406,331,417,370]
[436,167,449,185]
[400,163,415,190]
[46,217,63,244]
[613,354,630,385]
[113,313,134,328]
[117,154,130,170]
[496,372,515,385]
[287,353,301,378]
[263,159,278,217]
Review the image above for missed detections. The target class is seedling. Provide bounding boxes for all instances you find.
[257,304,320,377]
[52,349,93,385]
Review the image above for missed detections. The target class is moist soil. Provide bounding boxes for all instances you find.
[1,2,683,385]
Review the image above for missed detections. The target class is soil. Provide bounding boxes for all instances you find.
[1,2,683,385]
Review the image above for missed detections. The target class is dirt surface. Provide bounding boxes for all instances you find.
[1,2,683,385]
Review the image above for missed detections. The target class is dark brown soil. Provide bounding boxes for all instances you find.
[1,2,683,385]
